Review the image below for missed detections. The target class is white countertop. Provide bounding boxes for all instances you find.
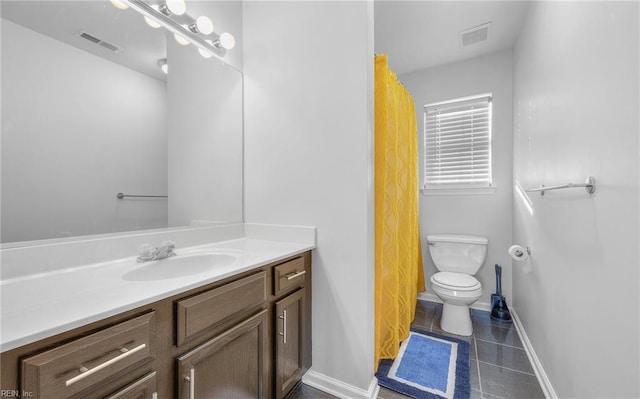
[0,238,314,352]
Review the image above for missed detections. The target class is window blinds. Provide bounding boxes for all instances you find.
[424,94,492,187]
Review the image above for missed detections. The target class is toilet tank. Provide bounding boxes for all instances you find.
[427,234,488,275]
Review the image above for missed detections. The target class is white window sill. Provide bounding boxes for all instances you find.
[421,186,496,196]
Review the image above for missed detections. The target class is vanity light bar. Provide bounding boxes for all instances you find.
[121,0,227,59]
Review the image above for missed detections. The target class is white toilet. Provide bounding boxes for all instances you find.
[427,234,488,336]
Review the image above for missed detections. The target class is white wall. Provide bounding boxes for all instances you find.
[243,1,376,394]
[401,50,514,307]
[512,2,639,397]
[1,19,167,243]
[167,36,243,227]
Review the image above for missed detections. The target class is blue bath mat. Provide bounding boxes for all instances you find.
[376,328,471,399]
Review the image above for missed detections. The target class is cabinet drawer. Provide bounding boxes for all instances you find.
[22,312,156,399]
[105,371,157,399]
[273,257,306,296]
[176,271,266,346]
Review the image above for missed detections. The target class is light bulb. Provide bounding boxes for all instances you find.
[165,0,186,16]
[198,41,214,59]
[110,0,129,9]
[174,33,190,46]
[198,48,214,59]
[193,16,214,35]
[144,16,162,29]
[219,32,235,50]
[157,59,168,74]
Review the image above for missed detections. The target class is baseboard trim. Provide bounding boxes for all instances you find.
[417,292,493,312]
[511,309,558,399]
[302,369,380,399]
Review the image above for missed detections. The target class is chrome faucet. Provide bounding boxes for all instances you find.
[137,241,176,262]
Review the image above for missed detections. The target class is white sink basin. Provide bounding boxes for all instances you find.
[121,252,238,281]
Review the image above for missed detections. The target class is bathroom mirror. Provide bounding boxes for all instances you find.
[1,1,243,245]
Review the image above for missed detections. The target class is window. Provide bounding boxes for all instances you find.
[423,93,492,191]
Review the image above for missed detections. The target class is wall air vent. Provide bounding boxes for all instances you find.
[460,22,492,47]
[78,31,122,53]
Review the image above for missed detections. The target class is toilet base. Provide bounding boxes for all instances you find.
[440,303,473,336]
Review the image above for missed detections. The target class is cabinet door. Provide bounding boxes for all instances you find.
[177,309,269,399]
[275,288,306,399]
[105,372,157,399]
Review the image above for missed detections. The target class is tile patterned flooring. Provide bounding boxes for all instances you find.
[288,300,545,399]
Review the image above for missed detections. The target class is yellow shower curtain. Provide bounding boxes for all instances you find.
[374,54,425,369]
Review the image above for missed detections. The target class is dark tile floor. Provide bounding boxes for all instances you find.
[288,300,545,399]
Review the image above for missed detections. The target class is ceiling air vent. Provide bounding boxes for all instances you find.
[460,22,492,47]
[78,31,121,53]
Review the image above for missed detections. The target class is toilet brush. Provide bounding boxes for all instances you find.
[490,264,512,323]
[490,264,500,309]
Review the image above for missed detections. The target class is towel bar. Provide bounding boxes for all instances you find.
[117,193,168,199]
[526,176,596,196]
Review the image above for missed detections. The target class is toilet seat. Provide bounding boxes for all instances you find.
[431,272,480,291]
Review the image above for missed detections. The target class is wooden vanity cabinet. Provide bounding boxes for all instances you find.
[0,251,311,399]
[173,252,312,399]
[270,255,312,399]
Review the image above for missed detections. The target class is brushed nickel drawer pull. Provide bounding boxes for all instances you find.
[65,343,146,386]
[278,310,288,344]
[184,368,195,399]
[284,270,306,280]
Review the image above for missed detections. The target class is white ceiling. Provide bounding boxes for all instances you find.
[375,1,531,75]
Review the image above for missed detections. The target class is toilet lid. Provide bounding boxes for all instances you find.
[432,272,480,290]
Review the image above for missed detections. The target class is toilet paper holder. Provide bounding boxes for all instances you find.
[509,245,531,261]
